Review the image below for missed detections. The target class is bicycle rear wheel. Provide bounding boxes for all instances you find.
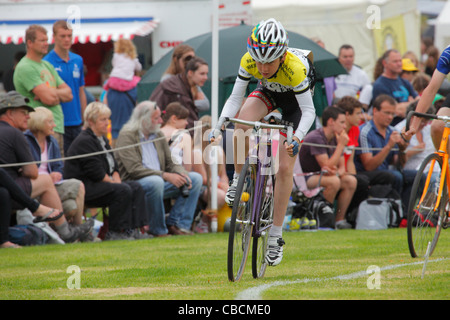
[407,153,447,258]
[252,172,275,279]
[227,159,256,282]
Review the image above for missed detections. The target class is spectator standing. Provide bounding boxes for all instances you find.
[333,44,370,99]
[43,20,87,155]
[114,101,202,236]
[64,102,148,240]
[104,39,142,147]
[299,106,357,229]
[2,51,25,92]
[161,44,210,113]
[150,56,209,134]
[372,49,418,126]
[162,44,195,81]
[13,25,73,154]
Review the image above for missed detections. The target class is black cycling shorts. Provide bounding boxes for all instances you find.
[248,83,301,137]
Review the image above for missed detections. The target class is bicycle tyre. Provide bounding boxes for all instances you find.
[227,158,256,282]
[252,172,275,279]
[407,153,447,258]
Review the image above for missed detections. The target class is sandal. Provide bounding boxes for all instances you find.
[1,242,21,248]
[33,209,64,223]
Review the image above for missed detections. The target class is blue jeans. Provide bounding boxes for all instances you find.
[138,172,202,235]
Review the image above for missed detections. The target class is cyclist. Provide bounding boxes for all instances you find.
[405,45,450,148]
[210,18,316,266]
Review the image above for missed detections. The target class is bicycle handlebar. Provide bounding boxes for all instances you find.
[405,111,438,132]
[223,117,294,145]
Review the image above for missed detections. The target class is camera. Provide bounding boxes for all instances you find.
[180,181,191,198]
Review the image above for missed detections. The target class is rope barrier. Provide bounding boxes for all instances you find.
[0,123,424,168]
[0,123,207,169]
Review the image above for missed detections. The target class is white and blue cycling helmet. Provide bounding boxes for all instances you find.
[247,18,289,64]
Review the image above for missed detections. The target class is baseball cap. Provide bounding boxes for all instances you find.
[402,58,418,72]
[0,91,34,113]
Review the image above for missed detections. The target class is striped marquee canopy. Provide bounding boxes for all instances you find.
[0,17,159,45]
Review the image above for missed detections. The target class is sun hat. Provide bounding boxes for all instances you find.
[0,91,34,113]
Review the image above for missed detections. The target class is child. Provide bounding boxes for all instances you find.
[160,102,193,171]
[104,39,142,92]
[192,115,229,233]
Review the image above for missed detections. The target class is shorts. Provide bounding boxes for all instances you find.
[55,179,82,213]
[11,177,32,210]
[14,177,32,196]
[248,83,301,137]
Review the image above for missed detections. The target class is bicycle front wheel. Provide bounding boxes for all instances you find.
[227,159,256,282]
[407,153,447,258]
[252,172,275,279]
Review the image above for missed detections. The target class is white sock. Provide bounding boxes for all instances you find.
[269,225,282,238]
[233,172,240,180]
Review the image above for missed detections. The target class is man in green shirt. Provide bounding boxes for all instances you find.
[13,24,73,155]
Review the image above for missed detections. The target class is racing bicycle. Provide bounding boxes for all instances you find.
[405,111,450,258]
[221,116,294,282]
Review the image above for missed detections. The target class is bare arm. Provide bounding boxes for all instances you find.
[407,70,446,135]
[346,151,356,175]
[32,83,73,105]
[56,83,73,102]
[21,164,38,180]
[79,86,87,121]
[360,131,401,171]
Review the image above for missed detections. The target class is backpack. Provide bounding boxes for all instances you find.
[310,193,335,229]
[355,184,403,230]
[8,224,49,246]
[290,186,335,229]
[355,198,402,229]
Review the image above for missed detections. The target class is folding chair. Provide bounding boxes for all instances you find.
[288,159,327,230]
[293,159,324,199]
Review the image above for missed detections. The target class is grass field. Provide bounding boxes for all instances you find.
[1,228,448,301]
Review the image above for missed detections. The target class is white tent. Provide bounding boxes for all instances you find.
[252,0,421,80]
[434,0,450,52]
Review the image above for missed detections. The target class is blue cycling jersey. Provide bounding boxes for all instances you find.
[436,45,450,75]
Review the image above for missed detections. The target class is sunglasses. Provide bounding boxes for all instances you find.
[183,55,194,63]
[13,108,31,115]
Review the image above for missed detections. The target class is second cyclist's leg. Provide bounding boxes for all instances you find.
[226,97,268,206]
[265,136,297,266]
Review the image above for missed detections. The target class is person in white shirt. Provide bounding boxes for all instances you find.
[334,44,370,99]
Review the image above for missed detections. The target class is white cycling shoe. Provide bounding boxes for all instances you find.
[225,175,239,207]
[265,236,285,266]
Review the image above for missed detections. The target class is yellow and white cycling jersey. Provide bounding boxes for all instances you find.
[238,48,312,94]
[219,47,316,142]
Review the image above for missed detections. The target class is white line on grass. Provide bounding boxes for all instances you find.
[235,258,449,300]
